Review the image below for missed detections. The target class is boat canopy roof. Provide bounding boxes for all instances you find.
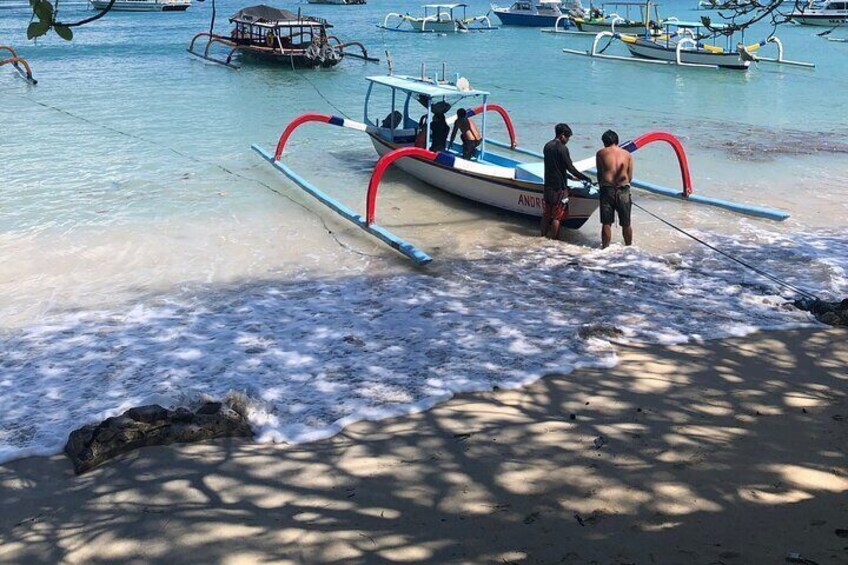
[367,74,489,98]
[422,3,468,9]
[229,5,328,27]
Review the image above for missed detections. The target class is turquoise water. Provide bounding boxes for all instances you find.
[0,0,846,461]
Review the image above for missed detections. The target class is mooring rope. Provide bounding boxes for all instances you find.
[632,201,820,301]
[15,94,376,257]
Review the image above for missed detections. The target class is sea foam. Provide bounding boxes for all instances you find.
[0,228,843,465]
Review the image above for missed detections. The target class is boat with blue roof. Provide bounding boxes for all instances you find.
[252,68,790,264]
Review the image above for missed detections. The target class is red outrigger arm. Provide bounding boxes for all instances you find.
[464,104,517,149]
[366,147,442,225]
[621,131,693,196]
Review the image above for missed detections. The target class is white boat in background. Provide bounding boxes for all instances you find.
[90,0,190,11]
[491,0,584,27]
[789,0,848,25]
[379,4,497,33]
[563,17,815,69]
[308,0,366,5]
[570,1,663,33]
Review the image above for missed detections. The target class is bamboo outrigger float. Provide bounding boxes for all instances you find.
[188,4,376,69]
[1,45,36,85]
[252,68,789,264]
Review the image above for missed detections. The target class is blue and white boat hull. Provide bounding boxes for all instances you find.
[369,135,598,229]
[492,10,563,26]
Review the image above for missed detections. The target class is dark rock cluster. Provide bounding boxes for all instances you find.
[65,401,253,474]
[795,298,848,327]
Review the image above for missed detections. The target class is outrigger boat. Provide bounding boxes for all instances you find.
[1,45,36,85]
[379,4,497,33]
[251,69,790,264]
[491,0,585,26]
[572,1,664,33]
[308,0,365,4]
[542,1,666,35]
[563,18,814,69]
[90,0,190,11]
[188,5,376,69]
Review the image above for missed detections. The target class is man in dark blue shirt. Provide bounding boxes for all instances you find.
[541,123,592,239]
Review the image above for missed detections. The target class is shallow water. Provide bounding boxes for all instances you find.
[1,0,846,462]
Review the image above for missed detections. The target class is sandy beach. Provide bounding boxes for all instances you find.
[1,327,846,564]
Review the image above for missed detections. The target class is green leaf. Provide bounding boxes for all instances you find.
[34,0,54,22]
[700,15,712,27]
[54,23,73,41]
[26,20,50,39]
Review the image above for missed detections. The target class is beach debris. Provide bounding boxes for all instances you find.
[64,401,252,474]
[574,513,585,527]
[836,528,848,538]
[786,552,820,565]
[523,512,540,525]
[569,413,576,420]
[794,298,848,327]
[593,436,607,449]
[578,324,624,340]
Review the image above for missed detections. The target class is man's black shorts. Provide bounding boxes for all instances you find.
[599,185,632,227]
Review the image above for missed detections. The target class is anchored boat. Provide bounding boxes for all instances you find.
[308,0,366,5]
[252,69,789,264]
[188,5,376,69]
[571,1,664,33]
[563,19,814,69]
[90,0,190,11]
[491,0,584,27]
[379,4,497,33]
[789,0,848,25]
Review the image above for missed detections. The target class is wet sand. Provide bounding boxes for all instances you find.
[1,327,846,564]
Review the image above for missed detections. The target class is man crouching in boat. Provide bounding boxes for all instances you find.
[595,130,634,248]
[541,123,592,240]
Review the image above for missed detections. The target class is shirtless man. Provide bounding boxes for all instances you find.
[449,108,482,160]
[595,130,634,248]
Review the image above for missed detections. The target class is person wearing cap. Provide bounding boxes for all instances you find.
[541,123,592,240]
